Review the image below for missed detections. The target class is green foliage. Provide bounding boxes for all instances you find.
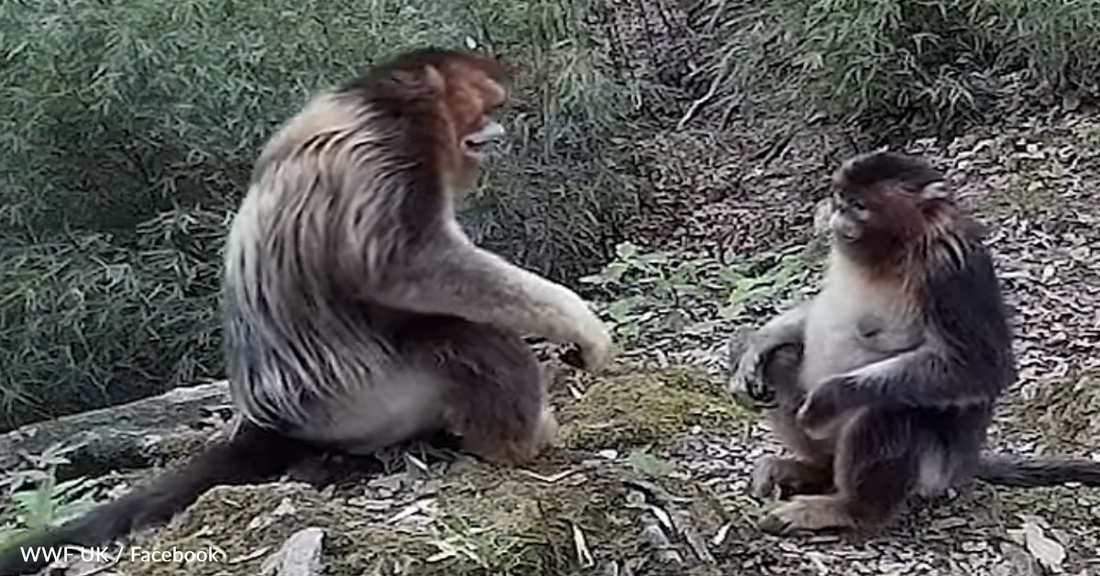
[0,443,104,552]
[0,211,225,427]
[580,242,816,352]
[425,517,531,572]
[692,0,1100,129]
[0,0,645,429]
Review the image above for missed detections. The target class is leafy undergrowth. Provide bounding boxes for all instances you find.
[0,0,649,431]
[686,0,1100,133]
[580,241,822,376]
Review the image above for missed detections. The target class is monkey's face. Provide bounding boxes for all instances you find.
[828,184,927,259]
[446,70,509,190]
[454,74,506,161]
[827,190,873,243]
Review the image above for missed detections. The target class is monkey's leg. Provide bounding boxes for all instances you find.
[751,455,834,500]
[406,319,554,467]
[752,343,836,499]
[759,409,920,535]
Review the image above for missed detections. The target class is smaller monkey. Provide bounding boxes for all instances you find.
[729,150,1100,536]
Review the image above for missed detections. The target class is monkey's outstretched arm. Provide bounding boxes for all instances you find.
[797,347,999,429]
[372,237,612,370]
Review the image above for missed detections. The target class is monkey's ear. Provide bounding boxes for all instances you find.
[422,65,446,92]
[389,65,447,99]
[920,181,951,200]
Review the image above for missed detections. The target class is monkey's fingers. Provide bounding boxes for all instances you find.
[730,379,774,412]
[730,354,777,409]
[758,511,796,536]
[558,345,586,370]
[746,373,778,408]
[749,456,784,499]
[794,390,845,437]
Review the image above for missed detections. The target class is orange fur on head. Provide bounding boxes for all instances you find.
[349,48,511,193]
[435,60,508,190]
[828,151,958,282]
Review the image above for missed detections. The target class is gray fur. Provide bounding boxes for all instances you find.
[223,84,611,440]
[0,49,610,576]
[224,93,403,430]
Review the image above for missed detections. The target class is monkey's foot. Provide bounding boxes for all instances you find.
[462,410,557,468]
[758,495,856,536]
[750,455,833,500]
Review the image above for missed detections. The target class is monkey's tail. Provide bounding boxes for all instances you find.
[976,453,1100,488]
[0,421,312,576]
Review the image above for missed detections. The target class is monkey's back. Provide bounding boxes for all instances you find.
[220,94,410,432]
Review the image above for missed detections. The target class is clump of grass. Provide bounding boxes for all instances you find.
[0,442,107,554]
[0,0,646,429]
[687,0,1100,131]
[580,241,817,355]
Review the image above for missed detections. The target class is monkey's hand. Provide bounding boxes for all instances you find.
[728,342,779,409]
[572,316,614,372]
[555,304,614,373]
[728,305,809,409]
[795,375,856,435]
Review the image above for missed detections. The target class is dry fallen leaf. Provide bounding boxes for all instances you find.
[1007,518,1066,573]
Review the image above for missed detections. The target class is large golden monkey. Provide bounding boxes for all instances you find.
[0,48,612,576]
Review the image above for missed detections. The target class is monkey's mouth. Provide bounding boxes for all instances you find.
[828,213,862,242]
[463,139,496,159]
[463,121,506,161]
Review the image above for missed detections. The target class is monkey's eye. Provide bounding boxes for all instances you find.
[833,193,865,213]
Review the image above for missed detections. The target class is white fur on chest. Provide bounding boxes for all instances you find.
[800,255,902,390]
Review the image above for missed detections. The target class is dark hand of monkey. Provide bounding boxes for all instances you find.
[559,344,586,370]
[746,354,780,408]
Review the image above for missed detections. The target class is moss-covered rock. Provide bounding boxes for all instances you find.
[109,363,753,576]
[123,458,730,576]
[557,364,752,452]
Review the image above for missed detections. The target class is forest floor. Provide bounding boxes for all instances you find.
[5,6,1100,569]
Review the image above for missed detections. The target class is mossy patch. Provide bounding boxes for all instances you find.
[120,456,732,576]
[115,365,751,576]
[557,363,752,452]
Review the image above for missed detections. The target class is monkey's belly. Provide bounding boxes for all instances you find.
[291,368,448,456]
[799,333,889,392]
